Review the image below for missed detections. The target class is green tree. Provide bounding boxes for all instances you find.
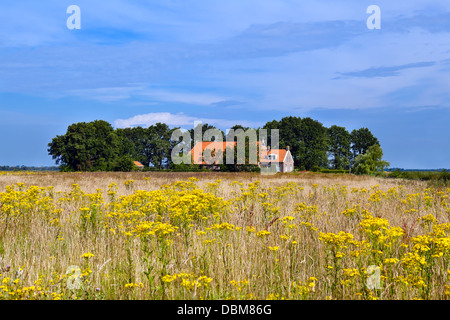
[111,155,136,172]
[263,116,329,170]
[189,123,222,144]
[328,125,351,170]
[149,123,173,169]
[297,117,329,170]
[352,144,390,175]
[230,124,251,132]
[350,128,380,162]
[262,119,281,146]
[263,117,298,165]
[116,126,149,165]
[48,120,119,171]
[278,116,303,159]
[117,124,175,169]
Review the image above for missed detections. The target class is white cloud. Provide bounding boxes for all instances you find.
[114,112,261,129]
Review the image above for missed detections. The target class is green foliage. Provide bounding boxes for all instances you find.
[264,116,329,171]
[48,120,119,172]
[297,117,329,170]
[48,120,175,172]
[189,123,223,144]
[267,121,381,172]
[111,156,135,172]
[149,123,174,170]
[350,128,380,163]
[116,126,150,166]
[352,145,390,175]
[388,169,450,186]
[116,124,176,169]
[328,125,351,170]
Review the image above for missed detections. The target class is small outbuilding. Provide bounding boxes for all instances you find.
[133,161,145,170]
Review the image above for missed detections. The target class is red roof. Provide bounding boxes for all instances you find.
[133,161,144,167]
[191,142,238,165]
[191,141,264,165]
[260,149,289,163]
[192,141,265,151]
[193,141,237,151]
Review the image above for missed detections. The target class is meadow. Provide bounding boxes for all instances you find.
[0,171,449,300]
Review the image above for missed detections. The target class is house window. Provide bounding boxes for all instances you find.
[290,164,293,172]
[276,164,280,172]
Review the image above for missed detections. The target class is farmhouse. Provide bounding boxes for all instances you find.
[190,141,294,172]
[259,146,294,173]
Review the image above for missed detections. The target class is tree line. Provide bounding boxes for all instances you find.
[0,165,59,172]
[48,116,388,173]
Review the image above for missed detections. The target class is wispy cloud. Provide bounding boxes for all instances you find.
[203,20,366,60]
[67,86,229,105]
[384,12,450,34]
[335,61,436,79]
[210,100,244,107]
[114,112,261,129]
[139,90,227,106]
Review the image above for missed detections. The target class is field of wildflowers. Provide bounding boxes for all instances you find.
[0,171,449,300]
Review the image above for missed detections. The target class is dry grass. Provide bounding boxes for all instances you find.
[0,171,449,300]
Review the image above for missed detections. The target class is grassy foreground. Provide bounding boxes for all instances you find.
[0,171,449,300]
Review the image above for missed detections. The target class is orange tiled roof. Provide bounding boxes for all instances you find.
[193,141,237,151]
[260,149,288,163]
[192,141,265,152]
[133,161,144,167]
[191,141,238,165]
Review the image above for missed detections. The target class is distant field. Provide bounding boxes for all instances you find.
[0,171,449,300]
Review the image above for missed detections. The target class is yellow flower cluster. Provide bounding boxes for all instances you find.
[125,282,144,289]
[81,252,95,259]
[161,273,213,290]
[318,231,355,247]
[256,230,271,238]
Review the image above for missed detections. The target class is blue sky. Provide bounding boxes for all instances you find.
[0,1,449,169]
